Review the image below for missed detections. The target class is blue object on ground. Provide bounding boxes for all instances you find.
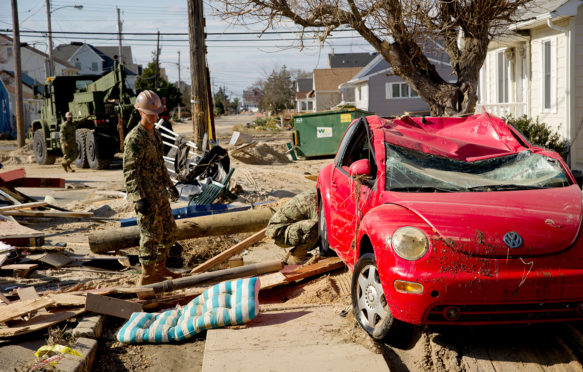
[116,277,260,344]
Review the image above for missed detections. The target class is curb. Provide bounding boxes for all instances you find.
[54,314,104,372]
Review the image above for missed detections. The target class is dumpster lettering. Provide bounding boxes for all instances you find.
[317,127,333,138]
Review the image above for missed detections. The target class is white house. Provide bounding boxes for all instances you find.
[54,43,142,92]
[0,34,78,132]
[477,0,583,169]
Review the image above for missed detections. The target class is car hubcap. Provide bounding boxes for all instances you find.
[357,264,388,329]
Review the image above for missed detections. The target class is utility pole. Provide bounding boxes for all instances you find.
[44,0,54,77]
[187,0,209,149]
[11,0,25,147]
[177,50,181,119]
[116,7,123,62]
[155,31,160,89]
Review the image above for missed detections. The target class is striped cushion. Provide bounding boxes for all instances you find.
[116,277,260,343]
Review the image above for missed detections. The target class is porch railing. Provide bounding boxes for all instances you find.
[475,102,527,118]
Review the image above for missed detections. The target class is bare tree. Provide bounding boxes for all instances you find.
[215,0,534,116]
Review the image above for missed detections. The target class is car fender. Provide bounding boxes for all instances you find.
[356,203,436,316]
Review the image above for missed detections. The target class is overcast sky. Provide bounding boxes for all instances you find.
[1,0,375,98]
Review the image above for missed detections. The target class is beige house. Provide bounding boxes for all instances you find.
[312,67,362,111]
[477,0,583,169]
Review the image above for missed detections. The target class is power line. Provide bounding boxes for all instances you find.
[1,28,362,36]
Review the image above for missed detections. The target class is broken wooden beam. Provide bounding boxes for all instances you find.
[0,308,84,338]
[141,260,283,293]
[190,228,266,274]
[0,168,26,184]
[0,201,48,212]
[0,219,45,247]
[86,293,143,319]
[88,207,275,253]
[0,210,94,218]
[0,297,55,323]
[258,257,346,290]
[0,263,39,277]
[4,177,65,189]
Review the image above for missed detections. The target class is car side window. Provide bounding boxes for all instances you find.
[336,120,376,179]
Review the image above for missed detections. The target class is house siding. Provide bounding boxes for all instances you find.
[529,21,569,136]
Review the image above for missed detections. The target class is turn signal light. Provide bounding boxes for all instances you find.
[394,280,424,294]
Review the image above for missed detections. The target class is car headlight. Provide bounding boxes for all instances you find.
[391,227,428,261]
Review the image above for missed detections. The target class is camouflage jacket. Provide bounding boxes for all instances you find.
[268,190,318,226]
[123,124,173,202]
[59,120,76,146]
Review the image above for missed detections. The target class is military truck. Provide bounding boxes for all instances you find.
[30,62,171,169]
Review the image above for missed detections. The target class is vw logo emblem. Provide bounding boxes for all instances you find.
[503,231,523,249]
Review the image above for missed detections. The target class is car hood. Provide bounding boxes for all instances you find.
[388,185,582,257]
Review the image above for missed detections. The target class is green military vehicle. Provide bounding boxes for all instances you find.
[30,63,170,169]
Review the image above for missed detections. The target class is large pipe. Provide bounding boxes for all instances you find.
[88,207,275,253]
[141,260,283,293]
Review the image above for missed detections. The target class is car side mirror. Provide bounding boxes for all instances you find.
[349,159,371,177]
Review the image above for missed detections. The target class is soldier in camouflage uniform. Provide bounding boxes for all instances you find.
[123,90,180,285]
[59,112,78,172]
[266,190,319,264]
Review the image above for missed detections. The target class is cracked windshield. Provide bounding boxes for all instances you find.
[385,144,571,192]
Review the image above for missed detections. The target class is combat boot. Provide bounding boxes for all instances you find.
[61,161,69,173]
[67,161,75,173]
[155,258,181,279]
[139,263,165,285]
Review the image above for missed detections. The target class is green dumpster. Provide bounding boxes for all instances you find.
[292,109,372,157]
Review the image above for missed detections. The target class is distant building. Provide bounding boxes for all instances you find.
[312,67,362,111]
[341,54,452,117]
[242,88,263,112]
[295,78,314,113]
[53,42,142,92]
[328,52,378,68]
[0,34,78,133]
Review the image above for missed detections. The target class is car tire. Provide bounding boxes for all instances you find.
[318,197,336,257]
[33,129,56,165]
[75,129,89,169]
[352,253,409,343]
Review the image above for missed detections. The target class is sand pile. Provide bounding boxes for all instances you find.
[0,144,35,165]
[230,142,291,165]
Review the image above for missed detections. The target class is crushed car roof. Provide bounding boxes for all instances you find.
[368,113,527,162]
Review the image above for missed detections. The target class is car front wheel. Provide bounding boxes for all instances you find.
[352,253,406,342]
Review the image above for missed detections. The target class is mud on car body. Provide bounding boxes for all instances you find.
[316,113,583,342]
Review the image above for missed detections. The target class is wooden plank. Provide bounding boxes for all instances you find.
[283,257,345,283]
[5,177,65,188]
[0,220,44,239]
[0,308,84,338]
[0,263,39,278]
[0,292,11,304]
[0,201,48,212]
[85,293,143,319]
[259,272,288,290]
[0,168,26,184]
[0,210,94,218]
[53,293,86,307]
[0,297,56,323]
[190,228,266,273]
[16,287,39,301]
[0,253,8,267]
[37,252,73,268]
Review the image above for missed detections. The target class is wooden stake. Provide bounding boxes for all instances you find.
[190,228,266,274]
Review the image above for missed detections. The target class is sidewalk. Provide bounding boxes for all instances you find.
[202,305,389,372]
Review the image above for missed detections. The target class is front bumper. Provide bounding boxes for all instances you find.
[378,243,583,325]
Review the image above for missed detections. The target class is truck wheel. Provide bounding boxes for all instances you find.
[75,129,89,168]
[33,130,56,165]
[86,130,110,170]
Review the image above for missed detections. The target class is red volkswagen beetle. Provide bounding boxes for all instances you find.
[316,113,583,341]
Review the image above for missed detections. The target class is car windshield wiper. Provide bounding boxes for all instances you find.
[466,184,548,191]
[389,186,461,193]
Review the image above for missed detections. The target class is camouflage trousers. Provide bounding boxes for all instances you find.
[267,219,319,257]
[61,142,79,163]
[136,198,177,265]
